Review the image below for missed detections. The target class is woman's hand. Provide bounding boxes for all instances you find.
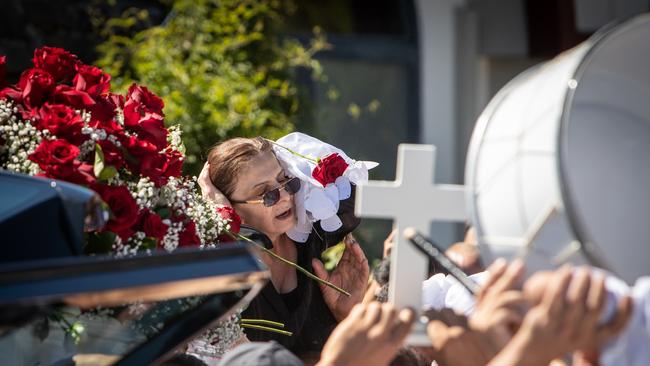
[317,302,415,366]
[198,162,231,206]
[313,234,370,321]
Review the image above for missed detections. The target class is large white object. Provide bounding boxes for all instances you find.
[273,132,378,242]
[355,144,466,343]
[465,14,650,284]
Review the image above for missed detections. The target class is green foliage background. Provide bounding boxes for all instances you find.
[94,0,329,175]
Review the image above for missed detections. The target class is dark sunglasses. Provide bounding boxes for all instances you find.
[231,177,301,207]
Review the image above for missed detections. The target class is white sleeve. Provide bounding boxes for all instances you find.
[422,273,452,310]
[601,276,650,366]
[421,271,485,314]
[444,272,486,315]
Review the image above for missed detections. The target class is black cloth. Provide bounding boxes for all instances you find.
[241,187,360,356]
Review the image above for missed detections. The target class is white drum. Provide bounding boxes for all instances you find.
[465,14,650,284]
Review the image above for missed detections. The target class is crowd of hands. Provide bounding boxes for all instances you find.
[311,235,632,366]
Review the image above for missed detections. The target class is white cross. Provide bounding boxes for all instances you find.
[355,144,466,312]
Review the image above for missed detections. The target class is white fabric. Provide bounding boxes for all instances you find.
[600,276,650,366]
[421,272,486,314]
[273,132,377,242]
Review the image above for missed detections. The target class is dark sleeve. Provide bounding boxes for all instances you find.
[313,184,361,250]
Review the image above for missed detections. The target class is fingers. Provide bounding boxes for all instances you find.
[372,303,398,338]
[339,234,369,270]
[586,272,606,316]
[543,265,573,318]
[480,259,523,301]
[480,258,508,299]
[391,308,416,343]
[597,295,633,341]
[363,302,383,327]
[495,259,525,293]
[312,258,329,283]
[565,267,592,334]
[348,303,367,321]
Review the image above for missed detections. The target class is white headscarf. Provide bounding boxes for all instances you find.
[272,132,378,242]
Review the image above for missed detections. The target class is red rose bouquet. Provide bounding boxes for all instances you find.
[0,47,251,357]
[0,47,236,255]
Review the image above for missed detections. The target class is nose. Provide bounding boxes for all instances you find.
[278,185,292,202]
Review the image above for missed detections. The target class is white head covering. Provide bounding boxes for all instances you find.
[272,132,378,242]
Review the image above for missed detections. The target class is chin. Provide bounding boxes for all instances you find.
[273,207,296,234]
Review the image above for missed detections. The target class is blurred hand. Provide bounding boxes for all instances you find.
[383,229,397,258]
[469,259,527,353]
[524,268,633,366]
[317,302,415,366]
[425,308,492,366]
[445,242,484,275]
[313,234,370,321]
[490,265,631,366]
[198,162,231,206]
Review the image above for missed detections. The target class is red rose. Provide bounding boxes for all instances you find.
[51,85,96,110]
[138,209,169,241]
[29,139,95,185]
[36,103,86,144]
[29,139,80,178]
[122,134,158,159]
[95,184,140,234]
[18,68,55,109]
[73,64,111,96]
[124,104,168,149]
[311,153,349,186]
[137,153,171,187]
[32,47,79,82]
[162,150,183,179]
[178,221,201,247]
[88,93,124,123]
[0,55,6,87]
[125,83,164,115]
[216,206,241,234]
[0,87,22,103]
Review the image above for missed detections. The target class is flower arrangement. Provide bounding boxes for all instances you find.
[0,47,235,255]
[0,47,246,357]
[271,132,378,243]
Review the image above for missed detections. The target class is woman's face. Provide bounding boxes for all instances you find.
[229,151,296,239]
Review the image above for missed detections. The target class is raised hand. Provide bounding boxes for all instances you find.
[489,265,632,366]
[469,258,527,354]
[313,234,370,321]
[198,162,231,206]
[317,302,415,366]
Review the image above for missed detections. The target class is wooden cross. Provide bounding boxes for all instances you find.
[355,144,466,312]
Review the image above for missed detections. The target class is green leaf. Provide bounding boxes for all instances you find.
[156,207,171,219]
[93,143,118,181]
[85,231,117,254]
[141,237,158,250]
[321,242,346,271]
[98,165,118,181]
[93,143,105,178]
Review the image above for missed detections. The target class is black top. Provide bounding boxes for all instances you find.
[241,187,360,356]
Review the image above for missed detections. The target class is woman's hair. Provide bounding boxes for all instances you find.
[207,137,273,197]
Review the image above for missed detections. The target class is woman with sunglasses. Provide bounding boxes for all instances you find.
[200,136,369,359]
